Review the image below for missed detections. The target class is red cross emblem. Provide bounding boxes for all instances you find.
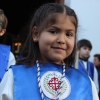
[48,77,61,91]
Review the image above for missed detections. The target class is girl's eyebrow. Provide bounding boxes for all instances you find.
[49,26,75,32]
[49,26,60,30]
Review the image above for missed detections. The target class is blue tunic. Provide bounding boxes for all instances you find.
[0,44,10,82]
[78,59,94,80]
[12,63,93,100]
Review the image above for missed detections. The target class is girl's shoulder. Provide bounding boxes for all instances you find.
[66,67,92,93]
[67,66,91,81]
[11,64,36,74]
[11,64,33,70]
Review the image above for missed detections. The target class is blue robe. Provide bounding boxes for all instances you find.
[12,63,93,100]
[0,44,10,82]
[78,59,94,80]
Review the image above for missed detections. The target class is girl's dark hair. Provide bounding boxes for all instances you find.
[0,9,8,32]
[77,39,92,50]
[17,3,78,68]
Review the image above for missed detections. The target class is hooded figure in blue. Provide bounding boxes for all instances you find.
[0,3,99,100]
[0,9,15,82]
[74,39,99,92]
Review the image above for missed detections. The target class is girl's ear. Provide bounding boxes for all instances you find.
[32,26,39,42]
[0,29,6,36]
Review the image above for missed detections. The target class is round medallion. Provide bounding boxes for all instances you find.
[40,71,71,99]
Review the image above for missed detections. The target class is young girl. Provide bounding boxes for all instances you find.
[0,9,16,82]
[0,3,99,100]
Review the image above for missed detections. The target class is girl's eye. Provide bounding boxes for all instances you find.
[66,32,73,37]
[49,30,57,34]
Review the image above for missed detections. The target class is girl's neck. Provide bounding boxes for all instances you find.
[38,58,62,65]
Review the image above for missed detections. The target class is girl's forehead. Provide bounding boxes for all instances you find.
[38,13,76,32]
[50,14,76,29]
[55,14,74,24]
[50,15,75,30]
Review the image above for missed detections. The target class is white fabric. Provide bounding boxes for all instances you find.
[0,69,99,100]
[93,67,99,93]
[82,61,99,93]
[82,61,87,70]
[0,52,15,100]
[7,52,16,70]
[0,69,13,100]
[89,77,99,100]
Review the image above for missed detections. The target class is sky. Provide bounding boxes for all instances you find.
[65,0,100,62]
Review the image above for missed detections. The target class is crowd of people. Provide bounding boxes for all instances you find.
[0,3,100,100]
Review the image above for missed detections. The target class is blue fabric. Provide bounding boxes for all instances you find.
[12,63,93,100]
[0,44,10,82]
[78,59,94,80]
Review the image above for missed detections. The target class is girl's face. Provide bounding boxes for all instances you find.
[35,15,75,64]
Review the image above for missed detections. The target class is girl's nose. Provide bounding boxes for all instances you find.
[56,34,65,44]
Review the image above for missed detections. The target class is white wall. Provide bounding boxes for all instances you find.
[65,0,100,62]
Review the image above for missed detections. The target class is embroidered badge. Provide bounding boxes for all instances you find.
[40,71,71,99]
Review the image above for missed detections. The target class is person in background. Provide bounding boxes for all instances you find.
[94,54,100,99]
[0,3,99,100]
[74,39,99,93]
[0,9,16,82]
